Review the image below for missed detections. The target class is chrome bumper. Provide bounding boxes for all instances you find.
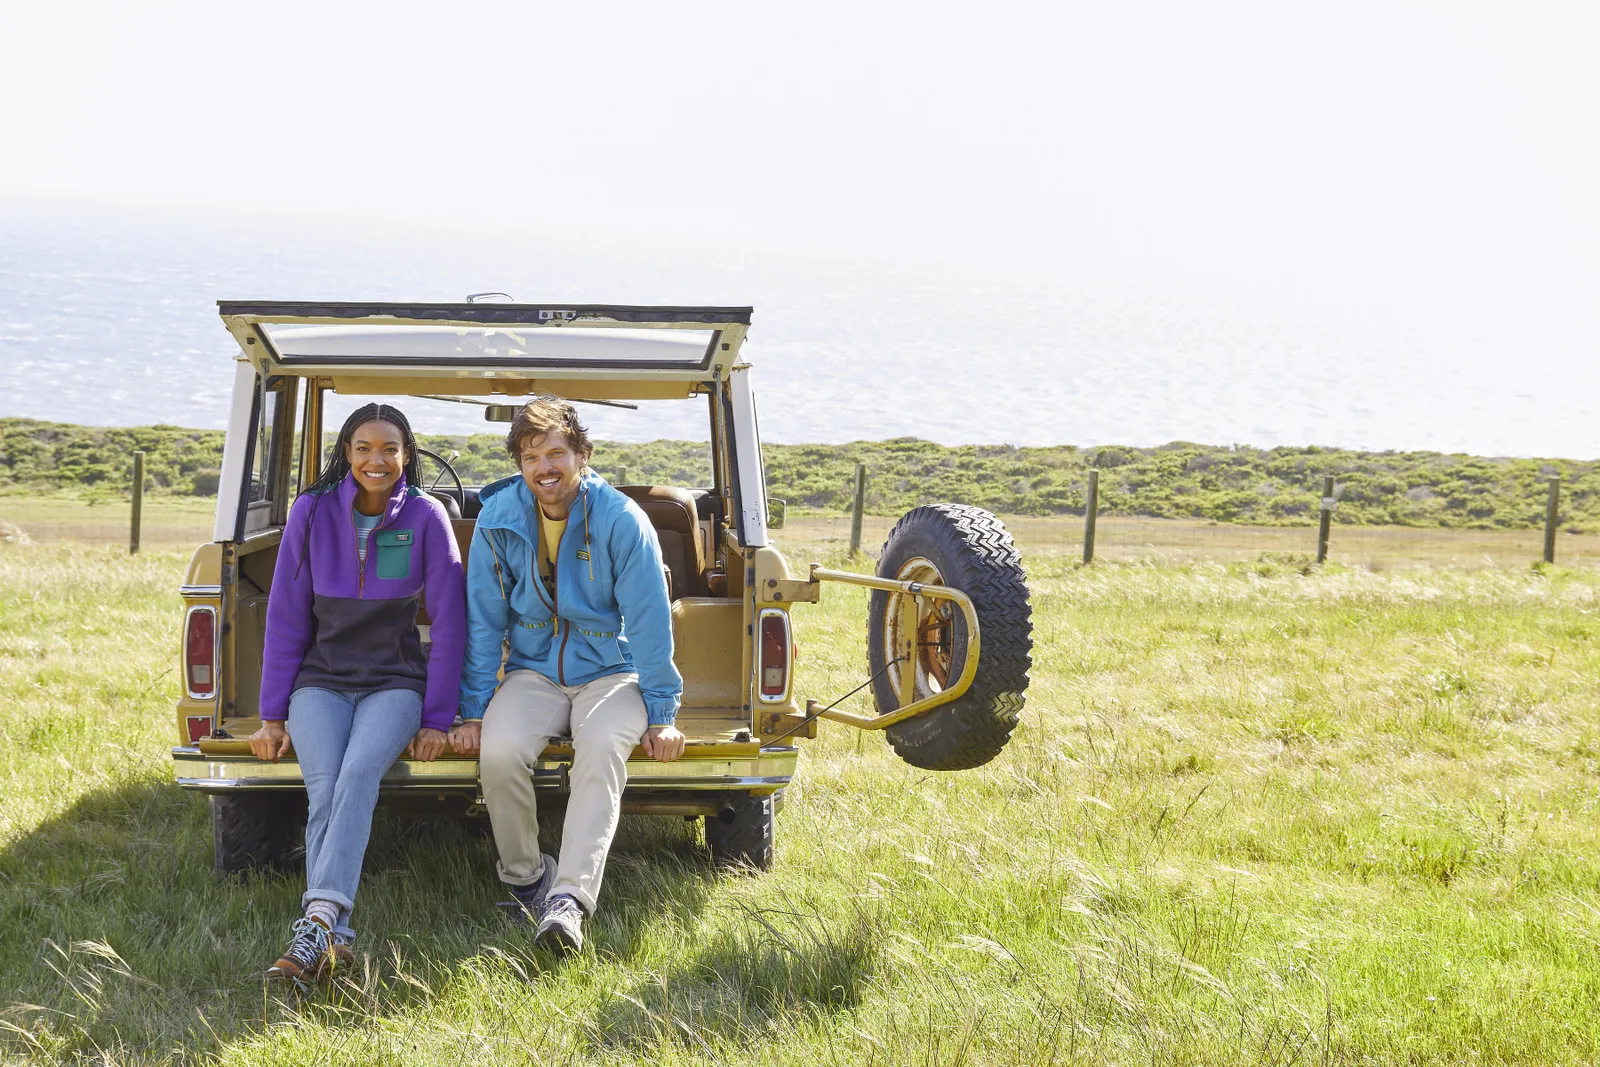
[170,745,798,795]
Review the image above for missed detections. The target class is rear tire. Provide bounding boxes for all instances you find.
[704,793,776,870]
[211,793,306,874]
[868,504,1033,770]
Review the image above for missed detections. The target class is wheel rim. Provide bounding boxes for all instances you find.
[883,556,955,704]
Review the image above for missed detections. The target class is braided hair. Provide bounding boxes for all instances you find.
[295,403,420,577]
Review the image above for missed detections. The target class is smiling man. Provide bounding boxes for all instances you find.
[449,397,684,953]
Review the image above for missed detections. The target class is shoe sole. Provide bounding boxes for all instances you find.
[535,925,582,955]
[265,945,353,984]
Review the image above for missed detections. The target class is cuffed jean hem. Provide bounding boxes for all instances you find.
[300,893,357,942]
[300,889,355,912]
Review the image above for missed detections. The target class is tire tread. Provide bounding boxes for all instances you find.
[211,793,305,874]
[704,793,776,870]
[868,504,1033,771]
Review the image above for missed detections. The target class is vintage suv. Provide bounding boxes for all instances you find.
[171,301,1033,871]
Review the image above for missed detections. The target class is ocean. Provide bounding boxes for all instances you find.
[1,202,1595,457]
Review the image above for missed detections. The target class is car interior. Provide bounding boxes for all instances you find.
[215,387,754,752]
[419,482,728,603]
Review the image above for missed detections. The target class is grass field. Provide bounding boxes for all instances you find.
[3,540,1600,1064]
[0,496,216,548]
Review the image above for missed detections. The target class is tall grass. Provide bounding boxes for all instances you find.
[3,542,1599,1064]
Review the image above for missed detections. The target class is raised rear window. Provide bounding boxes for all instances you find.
[259,325,718,368]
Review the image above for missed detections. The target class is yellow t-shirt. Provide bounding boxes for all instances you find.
[538,507,567,569]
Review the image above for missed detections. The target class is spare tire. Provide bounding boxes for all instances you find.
[866,504,1033,770]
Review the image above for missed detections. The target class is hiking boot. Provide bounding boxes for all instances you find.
[494,852,557,924]
[535,893,584,954]
[266,917,339,984]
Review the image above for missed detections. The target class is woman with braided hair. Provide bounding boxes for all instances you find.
[249,403,465,984]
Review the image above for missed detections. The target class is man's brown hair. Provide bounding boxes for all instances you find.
[505,397,593,462]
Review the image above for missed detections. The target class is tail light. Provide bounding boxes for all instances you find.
[757,609,791,702]
[184,606,217,699]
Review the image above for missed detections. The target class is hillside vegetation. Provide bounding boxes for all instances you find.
[3,418,1596,531]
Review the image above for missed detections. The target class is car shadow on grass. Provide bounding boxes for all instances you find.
[0,780,719,1061]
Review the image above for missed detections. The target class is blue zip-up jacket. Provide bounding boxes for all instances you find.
[459,471,682,725]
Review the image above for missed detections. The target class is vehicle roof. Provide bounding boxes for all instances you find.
[219,301,753,400]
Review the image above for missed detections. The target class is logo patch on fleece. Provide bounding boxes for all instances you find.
[576,550,590,561]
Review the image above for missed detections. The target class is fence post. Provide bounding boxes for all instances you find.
[616,466,628,486]
[848,462,866,557]
[130,451,145,555]
[1083,469,1099,564]
[1544,477,1560,564]
[1315,475,1334,564]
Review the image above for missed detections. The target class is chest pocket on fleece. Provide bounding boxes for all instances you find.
[374,529,414,580]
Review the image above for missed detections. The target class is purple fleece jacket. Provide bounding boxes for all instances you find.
[259,474,466,732]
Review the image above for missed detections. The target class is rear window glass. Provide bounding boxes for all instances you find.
[314,393,715,492]
[262,325,716,367]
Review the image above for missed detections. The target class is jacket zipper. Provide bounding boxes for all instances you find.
[557,618,570,685]
[352,500,367,599]
[552,525,566,684]
[353,496,393,600]
[526,485,584,684]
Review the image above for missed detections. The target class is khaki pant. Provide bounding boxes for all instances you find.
[478,669,647,915]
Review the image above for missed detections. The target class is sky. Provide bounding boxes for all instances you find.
[1,0,1598,452]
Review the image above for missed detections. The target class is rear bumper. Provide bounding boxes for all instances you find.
[170,745,798,797]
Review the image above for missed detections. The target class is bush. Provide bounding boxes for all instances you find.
[5,418,1597,531]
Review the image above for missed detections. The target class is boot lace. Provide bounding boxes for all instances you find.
[281,917,332,972]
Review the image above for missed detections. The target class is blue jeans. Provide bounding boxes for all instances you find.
[287,686,421,941]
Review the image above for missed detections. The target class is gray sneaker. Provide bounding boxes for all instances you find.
[535,893,584,954]
[495,852,557,923]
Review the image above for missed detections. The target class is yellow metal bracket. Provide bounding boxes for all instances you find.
[758,577,821,604]
[803,564,981,730]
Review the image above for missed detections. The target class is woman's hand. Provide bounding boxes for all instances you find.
[408,728,448,762]
[249,721,292,762]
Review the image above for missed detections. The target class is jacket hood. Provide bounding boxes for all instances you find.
[476,471,615,539]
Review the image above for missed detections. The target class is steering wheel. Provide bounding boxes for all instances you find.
[415,447,465,515]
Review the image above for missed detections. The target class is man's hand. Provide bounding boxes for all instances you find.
[408,728,448,762]
[449,720,482,757]
[641,724,686,763]
[249,721,292,763]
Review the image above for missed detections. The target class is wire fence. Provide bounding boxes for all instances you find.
[780,513,1599,570]
[0,495,214,550]
[777,468,1598,571]
[4,461,1595,572]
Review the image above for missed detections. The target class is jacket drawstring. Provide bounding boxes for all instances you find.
[488,529,508,600]
[584,484,594,581]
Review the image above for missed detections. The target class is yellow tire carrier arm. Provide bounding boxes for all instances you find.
[804,564,982,730]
